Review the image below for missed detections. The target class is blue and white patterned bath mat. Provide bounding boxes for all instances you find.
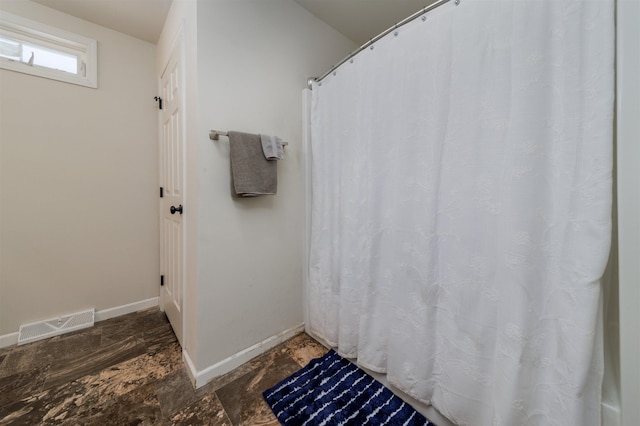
[263,350,436,426]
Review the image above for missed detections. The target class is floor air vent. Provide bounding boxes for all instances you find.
[18,309,95,345]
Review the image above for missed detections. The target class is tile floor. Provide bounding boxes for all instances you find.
[0,308,328,425]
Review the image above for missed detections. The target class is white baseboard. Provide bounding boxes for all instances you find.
[0,332,18,349]
[183,349,198,386]
[0,297,160,349]
[191,323,305,389]
[94,297,159,322]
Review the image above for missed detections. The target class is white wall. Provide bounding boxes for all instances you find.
[192,0,356,370]
[616,1,640,425]
[0,1,159,336]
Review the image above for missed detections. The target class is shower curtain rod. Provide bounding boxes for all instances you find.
[308,0,457,88]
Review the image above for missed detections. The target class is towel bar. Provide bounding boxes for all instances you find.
[209,130,288,146]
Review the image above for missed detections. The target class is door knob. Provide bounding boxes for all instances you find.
[170,204,183,215]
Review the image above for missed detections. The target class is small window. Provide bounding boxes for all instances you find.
[0,12,97,88]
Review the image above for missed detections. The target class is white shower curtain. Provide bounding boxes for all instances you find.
[308,1,614,425]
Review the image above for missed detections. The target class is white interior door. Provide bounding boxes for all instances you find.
[159,35,184,346]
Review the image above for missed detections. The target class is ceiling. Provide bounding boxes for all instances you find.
[293,0,437,45]
[32,0,173,44]
[31,0,437,46]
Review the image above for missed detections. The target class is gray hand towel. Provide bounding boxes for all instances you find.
[260,134,284,160]
[229,131,277,198]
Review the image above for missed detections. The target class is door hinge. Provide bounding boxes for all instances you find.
[160,275,164,286]
[160,187,164,198]
[154,96,163,110]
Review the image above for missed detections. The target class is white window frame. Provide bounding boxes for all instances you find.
[0,12,97,88]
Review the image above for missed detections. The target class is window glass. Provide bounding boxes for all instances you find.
[0,12,97,88]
